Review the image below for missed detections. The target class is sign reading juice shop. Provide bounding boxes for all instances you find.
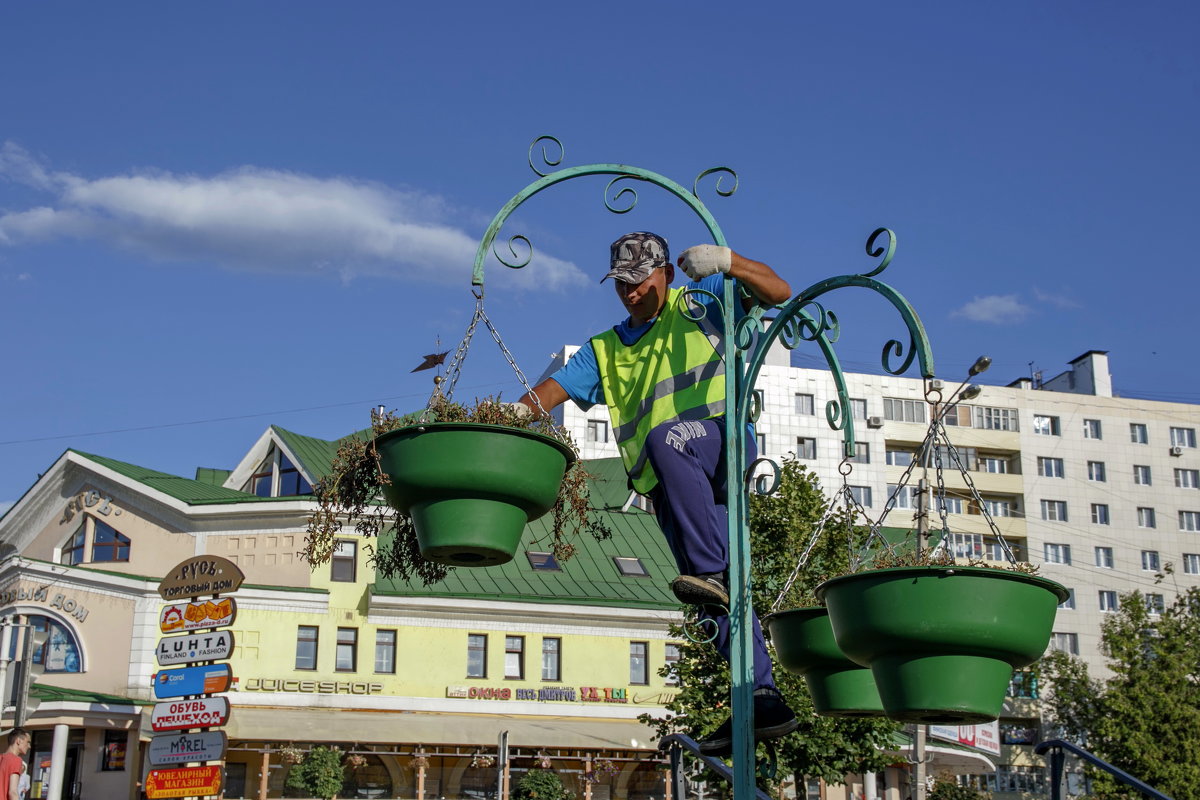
[157,556,244,600]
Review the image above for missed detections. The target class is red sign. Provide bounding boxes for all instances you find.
[150,697,231,732]
[145,766,222,799]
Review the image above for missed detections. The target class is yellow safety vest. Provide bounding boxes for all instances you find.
[592,287,725,493]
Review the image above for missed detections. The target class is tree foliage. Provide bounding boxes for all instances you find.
[284,746,347,800]
[1039,588,1200,800]
[639,458,899,785]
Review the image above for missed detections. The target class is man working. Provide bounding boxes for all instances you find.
[518,232,797,756]
[0,728,29,800]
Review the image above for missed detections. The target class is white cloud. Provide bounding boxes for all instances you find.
[0,142,585,290]
[1033,287,1082,310]
[950,294,1032,324]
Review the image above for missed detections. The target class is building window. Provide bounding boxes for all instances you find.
[795,437,816,460]
[1171,427,1197,448]
[850,398,868,420]
[541,638,561,681]
[467,634,487,678]
[848,485,873,508]
[587,419,609,443]
[1082,419,1102,439]
[884,397,925,423]
[1087,461,1106,482]
[1051,632,1078,655]
[246,454,273,497]
[1175,469,1199,489]
[278,454,311,496]
[25,615,83,673]
[295,626,318,671]
[942,405,968,426]
[1041,500,1068,522]
[90,519,131,562]
[1058,589,1075,610]
[664,643,681,686]
[60,524,86,566]
[1134,465,1152,486]
[101,730,127,771]
[375,629,396,674]
[849,442,870,464]
[1037,457,1065,478]
[526,551,561,571]
[1008,671,1038,699]
[1091,504,1110,525]
[336,628,357,672]
[613,556,649,577]
[1095,546,1114,568]
[1147,594,1165,615]
[886,449,913,467]
[1181,511,1200,532]
[242,448,312,497]
[984,499,1013,517]
[1141,550,1161,572]
[936,495,964,515]
[1099,591,1118,613]
[974,406,1019,432]
[630,641,649,685]
[505,636,525,679]
[981,456,1010,474]
[1138,507,1157,528]
[795,393,815,415]
[331,540,356,582]
[1183,553,1200,575]
[953,533,984,560]
[1044,543,1071,565]
[888,484,919,510]
[756,433,766,454]
[1033,415,1060,436]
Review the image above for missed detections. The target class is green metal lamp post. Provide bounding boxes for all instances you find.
[470,136,935,800]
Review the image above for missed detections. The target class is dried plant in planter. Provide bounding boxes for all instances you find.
[303,397,610,584]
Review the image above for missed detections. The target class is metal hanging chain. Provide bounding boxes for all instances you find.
[770,501,840,613]
[930,422,1019,564]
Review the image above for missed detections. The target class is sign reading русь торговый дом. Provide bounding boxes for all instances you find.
[157,556,244,600]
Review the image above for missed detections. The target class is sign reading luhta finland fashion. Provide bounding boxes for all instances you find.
[155,631,235,666]
[151,697,231,732]
[159,597,236,633]
[147,731,227,767]
[157,556,244,600]
[145,765,223,800]
[153,664,232,699]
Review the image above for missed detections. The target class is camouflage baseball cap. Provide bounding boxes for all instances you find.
[602,232,670,283]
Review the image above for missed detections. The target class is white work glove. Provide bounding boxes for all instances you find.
[678,244,732,280]
[505,402,534,419]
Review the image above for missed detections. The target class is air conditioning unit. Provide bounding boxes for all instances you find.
[867,416,884,428]
[1170,446,1185,457]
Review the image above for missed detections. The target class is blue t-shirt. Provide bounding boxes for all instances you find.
[553,273,746,410]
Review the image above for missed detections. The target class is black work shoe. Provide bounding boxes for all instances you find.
[671,573,729,607]
[697,688,800,758]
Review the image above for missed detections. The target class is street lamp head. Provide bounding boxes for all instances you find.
[959,384,983,401]
[968,356,992,377]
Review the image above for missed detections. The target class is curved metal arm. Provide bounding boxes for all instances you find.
[1034,739,1174,800]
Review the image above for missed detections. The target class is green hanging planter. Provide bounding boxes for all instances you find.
[374,422,576,567]
[765,607,884,718]
[816,566,1068,725]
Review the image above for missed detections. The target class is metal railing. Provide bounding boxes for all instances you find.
[1034,739,1174,800]
[660,734,773,800]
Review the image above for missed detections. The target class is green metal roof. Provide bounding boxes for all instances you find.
[272,425,352,482]
[193,467,232,486]
[373,460,681,610]
[72,450,293,505]
[31,683,148,707]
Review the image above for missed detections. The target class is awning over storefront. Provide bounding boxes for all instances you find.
[888,733,997,775]
[223,707,661,752]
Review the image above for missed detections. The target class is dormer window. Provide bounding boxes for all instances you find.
[241,448,312,497]
[59,516,130,566]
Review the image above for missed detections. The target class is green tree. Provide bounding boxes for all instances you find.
[1040,588,1200,800]
[284,746,348,800]
[640,459,899,785]
[514,769,569,800]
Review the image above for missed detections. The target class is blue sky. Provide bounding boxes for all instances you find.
[2,1,1199,510]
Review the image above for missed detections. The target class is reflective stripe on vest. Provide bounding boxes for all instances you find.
[593,287,726,493]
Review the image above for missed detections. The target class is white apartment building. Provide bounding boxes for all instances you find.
[537,346,1200,795]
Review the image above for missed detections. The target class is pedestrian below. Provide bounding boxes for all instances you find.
[0,728,30,800]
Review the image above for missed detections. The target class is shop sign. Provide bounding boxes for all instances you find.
[579,686,627,703]
[145,765,223,799]
[153,664,232,699]
[160,598,236,633]
[0,586,90,622]
[929,722,1001,757]
[241,677,383,694]
[157,556,244,600]
[150,697,231,732]
[155,631,235,667]
[147,731,228,767]
[60,488,122,523]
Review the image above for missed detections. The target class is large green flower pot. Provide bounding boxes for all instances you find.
[765,607,884,718]
[816,566,1068,724]
[374,423,576,567]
